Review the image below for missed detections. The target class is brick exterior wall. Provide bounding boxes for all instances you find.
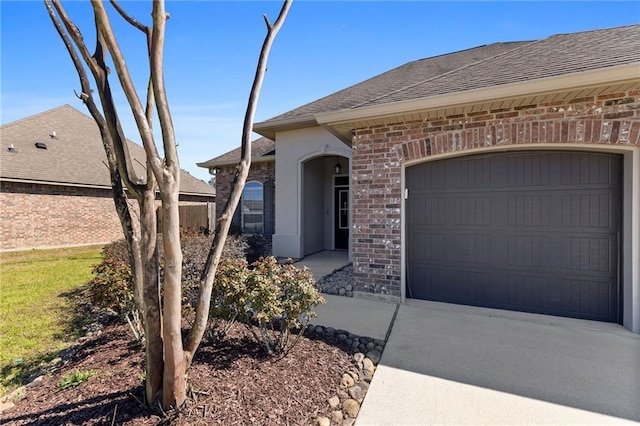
[1,182,215,251]
[351,90,640,299]
[215,161,275,224]
[1,182,124,251]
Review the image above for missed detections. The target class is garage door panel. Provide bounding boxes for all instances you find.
[506,235,550,268]
[561,193,617,228]
[406,151,621,322]
[409,266,493,303]
[502,275,616,321]
[508,195,551,227]
[562,236,614,273]
[411,232,447,262]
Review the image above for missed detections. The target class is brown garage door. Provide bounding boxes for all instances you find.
[406,151,621,322]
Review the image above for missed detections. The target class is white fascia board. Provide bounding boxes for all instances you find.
[196,155,276,170]
[315,64,640,125]
[253,117,317,138]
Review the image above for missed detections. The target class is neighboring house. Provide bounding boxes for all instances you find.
[199,25,640,334]
[1,105,216,251]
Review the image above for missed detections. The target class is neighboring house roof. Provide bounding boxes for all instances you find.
[197,137,275,169]
[0,105,215,198]
[254,24,640,139]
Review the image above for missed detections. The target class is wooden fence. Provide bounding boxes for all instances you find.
[157,203,215,234]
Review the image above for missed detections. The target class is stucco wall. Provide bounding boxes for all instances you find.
[0,182,124,250]
[351,90,640,303]
[273,126,351,258]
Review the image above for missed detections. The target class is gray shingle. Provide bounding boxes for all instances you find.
[197,137,275,168]
[362,25,640,107]
[0,105,215,197]
[267,42,529,122]
[257,24,639,125]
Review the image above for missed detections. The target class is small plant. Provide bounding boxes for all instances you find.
[206,258,250,341]
[56,370,97,392]
[245,257,325,355]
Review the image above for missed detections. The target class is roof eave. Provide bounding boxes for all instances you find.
[197,154,276,170]
[253,116,318,140]
[315,63,640,126]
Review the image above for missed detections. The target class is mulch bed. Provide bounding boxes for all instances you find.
[1,322,353,425]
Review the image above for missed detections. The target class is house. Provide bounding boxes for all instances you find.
[199,25,640,334]
[1,105,216,251]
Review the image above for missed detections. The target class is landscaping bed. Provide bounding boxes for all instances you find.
[1,319,380,425]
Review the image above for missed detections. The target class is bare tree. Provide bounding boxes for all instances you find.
[45,0,291,409]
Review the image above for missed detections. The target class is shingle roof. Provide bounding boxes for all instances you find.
[361,25,640,107]
[267,42,529,122]
[196,137,275,168]
[0,105,215,197]
[257,24,640,125]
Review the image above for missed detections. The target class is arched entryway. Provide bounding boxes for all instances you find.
[302,155,350,256]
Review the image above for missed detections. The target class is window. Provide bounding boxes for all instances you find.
[241,181,263,234]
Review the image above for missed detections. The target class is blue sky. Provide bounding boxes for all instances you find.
[1,1,639,183]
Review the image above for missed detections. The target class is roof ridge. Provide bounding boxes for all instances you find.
[1,104,76,129]
[351,40,539,109]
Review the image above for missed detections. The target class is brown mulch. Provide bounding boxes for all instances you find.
[1,323,353,425]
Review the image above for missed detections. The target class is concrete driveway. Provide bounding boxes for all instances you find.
[357,300,640,425]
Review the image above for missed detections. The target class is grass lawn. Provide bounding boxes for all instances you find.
[0,245,103,394]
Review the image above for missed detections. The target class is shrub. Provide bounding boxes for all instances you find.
[180,232,249,319]
[244,257,325,355]
[86,241,143,340]
[207,257,250,340]
[245,234,271,263]
[207,256,325,355]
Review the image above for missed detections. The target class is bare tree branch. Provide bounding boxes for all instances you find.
[150,1,178,172]
[109,0,149,33]
[90,0,163,180]
[185,0,293,362]
[50,0,146,195]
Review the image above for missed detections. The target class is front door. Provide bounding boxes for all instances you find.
[334,176,349,250]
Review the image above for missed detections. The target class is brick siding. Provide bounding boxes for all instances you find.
[1,182,215,251]
[215,161,275,223]
[351,91,640,298]
[1,182,124,250]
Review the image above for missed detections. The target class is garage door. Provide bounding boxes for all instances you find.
[406,151,621,322]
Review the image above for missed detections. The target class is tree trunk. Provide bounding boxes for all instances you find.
[139,190,163,404]
[159,179,185,408]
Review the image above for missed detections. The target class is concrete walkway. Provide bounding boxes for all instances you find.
[295,250,349,281]
[296,251,396,341]
[294,253,640,424]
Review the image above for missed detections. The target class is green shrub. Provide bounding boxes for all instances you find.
[86,241,143,340]
[207,257,250,340]
[245,257,325,355]
[207,256,325,355]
